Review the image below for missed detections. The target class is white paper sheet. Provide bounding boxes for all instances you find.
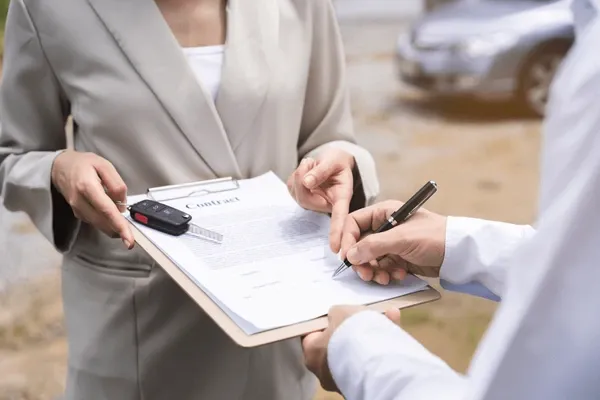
[127,172,428,334]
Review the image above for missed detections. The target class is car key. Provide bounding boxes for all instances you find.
[126,199,223,244]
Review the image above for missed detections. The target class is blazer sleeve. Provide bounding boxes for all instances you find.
[297,0,379,209]
[0,0,79,252]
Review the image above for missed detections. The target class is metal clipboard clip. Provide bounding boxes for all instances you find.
[145,177,241,244]
[146,177,240,202]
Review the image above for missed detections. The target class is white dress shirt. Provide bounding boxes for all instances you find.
[440,217,534,300]
[327,8,600,400]
[182,45,225,101]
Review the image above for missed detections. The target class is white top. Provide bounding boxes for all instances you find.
[327,6,600,400]
[182,45,225,102]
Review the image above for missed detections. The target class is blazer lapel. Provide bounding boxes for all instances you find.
[217,0,278,151]
[87,0,241,179]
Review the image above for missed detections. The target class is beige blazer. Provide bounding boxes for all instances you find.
[0,0,380,399]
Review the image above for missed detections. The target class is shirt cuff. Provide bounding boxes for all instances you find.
[440,216,532,299]
[328,310,456,399]
[440,216,476,282]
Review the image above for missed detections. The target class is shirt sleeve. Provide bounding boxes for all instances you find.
[328,311,466,400]
[439,216,535,299]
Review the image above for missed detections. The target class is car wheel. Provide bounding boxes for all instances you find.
[518,45,569,117]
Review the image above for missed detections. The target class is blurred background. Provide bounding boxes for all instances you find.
[0,0,571,398]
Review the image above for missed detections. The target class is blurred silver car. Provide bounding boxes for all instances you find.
[396,0,574,116]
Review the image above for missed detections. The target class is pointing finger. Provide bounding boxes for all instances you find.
[340,214,361,259]
[329,196,351,254]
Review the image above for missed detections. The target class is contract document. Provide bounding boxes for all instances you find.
[127,172,429,335]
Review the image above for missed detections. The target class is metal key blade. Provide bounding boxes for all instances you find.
[185,223,223,244]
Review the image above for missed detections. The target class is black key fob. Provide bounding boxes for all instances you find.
[129,199,192,236]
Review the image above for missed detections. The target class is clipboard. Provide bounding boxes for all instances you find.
[130,176,441,348]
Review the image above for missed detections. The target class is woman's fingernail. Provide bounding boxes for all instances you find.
[303,175,316,188]
[123,239,131,249]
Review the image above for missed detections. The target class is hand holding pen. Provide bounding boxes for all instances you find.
[334,181,447,285]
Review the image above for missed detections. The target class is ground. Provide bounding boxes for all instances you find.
[0,20,541,400]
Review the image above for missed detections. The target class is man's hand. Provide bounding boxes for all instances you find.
[302,305,401,393]
[340,200,447,285]
[287,149,356,253]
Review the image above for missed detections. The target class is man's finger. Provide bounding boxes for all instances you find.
[354,264,375,281]
[391,268,408,281]
[384,308,401,324]
[328,305,365,323]
[301,331,326,372]
[346,227,407,266]
[329,196,351,254]
[346,200,402,235]
[80,177,134,248]
[373,268,391,286]
[302,331,324,351]
[378,254,409,272]
[327,305,348,323]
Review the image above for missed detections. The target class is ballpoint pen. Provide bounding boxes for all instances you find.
[332,180,438,278]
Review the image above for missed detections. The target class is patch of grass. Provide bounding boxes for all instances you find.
[401,308,432,327]
[0,272,65,351]
[0,0,8,25]
[465,313,493,352]
[0,0,8,59]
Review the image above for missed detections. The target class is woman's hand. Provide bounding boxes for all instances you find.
[51,150,135,249]
[340,200,447,285]
[287,149,355,253]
